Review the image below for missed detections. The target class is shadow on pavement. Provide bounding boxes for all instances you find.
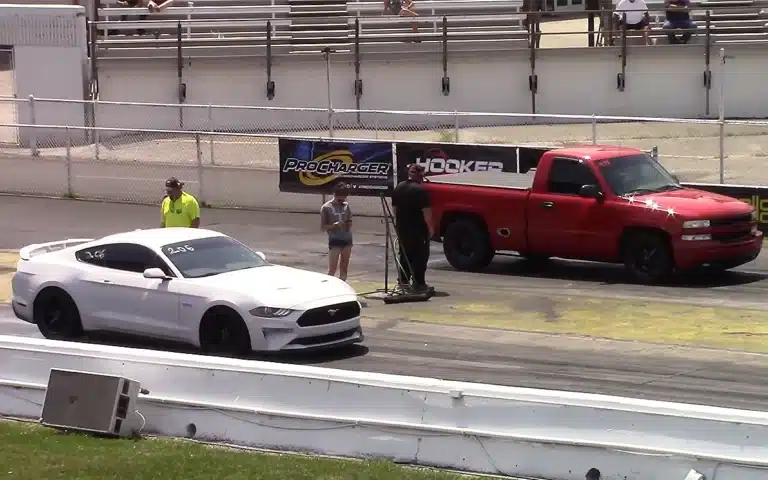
[433,255,768,289]
[77,332,370,366]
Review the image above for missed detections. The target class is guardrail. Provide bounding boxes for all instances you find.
[0,335,766,480]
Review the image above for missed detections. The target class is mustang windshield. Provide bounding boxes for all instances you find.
[161,236,268,278]
[596,154,682,197]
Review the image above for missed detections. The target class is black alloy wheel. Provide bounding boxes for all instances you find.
[34,289,83,340]
[623,232,673,284]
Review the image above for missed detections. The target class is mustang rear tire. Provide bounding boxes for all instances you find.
[33,288,83,340]
[443,218,494,272]
[622,231,673,284]
[199,308,251,357]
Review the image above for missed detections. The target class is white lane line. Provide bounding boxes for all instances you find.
[364,351,525,371]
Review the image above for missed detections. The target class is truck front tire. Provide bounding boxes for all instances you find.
[443,218,494,271]
[622,231,673,284]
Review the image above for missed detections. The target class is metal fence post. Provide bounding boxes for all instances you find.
[374,117,379,139]
[28,95,38,156]
[718,47,726,184]
[591,114,597,145]
[93,98,100,161]
[453,109,459,142]
[208,104,215,165]
[195,133,204,203]
[65,127,73,198]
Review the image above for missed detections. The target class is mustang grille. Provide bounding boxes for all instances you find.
[296,301,361,327]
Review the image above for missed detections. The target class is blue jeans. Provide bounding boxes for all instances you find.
[664,19,696,43]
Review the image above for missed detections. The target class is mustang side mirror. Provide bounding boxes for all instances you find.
[143,267,169,280]
[579,184,603,200]
[255,251,266,261]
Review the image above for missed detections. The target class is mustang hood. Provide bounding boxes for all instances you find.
[644,187,754,217]
[193,265,357,308]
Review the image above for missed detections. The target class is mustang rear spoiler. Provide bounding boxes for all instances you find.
[18,238,94,261]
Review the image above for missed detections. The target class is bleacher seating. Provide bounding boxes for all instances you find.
[610,0,768,45]
[90,0,768,58]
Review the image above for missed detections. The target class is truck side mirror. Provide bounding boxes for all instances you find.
[671,174,680,183]
[579,184,603,200]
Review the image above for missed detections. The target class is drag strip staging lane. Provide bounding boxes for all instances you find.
[1,197,767,412]
[2,305,768,411]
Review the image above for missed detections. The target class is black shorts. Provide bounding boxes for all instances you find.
[329,238,353,250]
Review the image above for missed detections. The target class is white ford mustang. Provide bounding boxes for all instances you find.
[11,228,364,354]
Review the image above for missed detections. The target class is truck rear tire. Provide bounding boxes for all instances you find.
[622,231,673,284]
[443,218,494,271]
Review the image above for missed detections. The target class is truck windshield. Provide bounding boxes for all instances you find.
[596,154,682,197]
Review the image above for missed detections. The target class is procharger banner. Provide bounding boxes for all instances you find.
[393,141,549,183]
[278,138,395,197]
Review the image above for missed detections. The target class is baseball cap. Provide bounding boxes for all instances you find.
[165,177,184,188]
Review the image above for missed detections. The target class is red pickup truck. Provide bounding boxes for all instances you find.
[425,145,763,283]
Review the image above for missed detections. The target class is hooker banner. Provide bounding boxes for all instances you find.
[394,142,516,183]
[278,138,394,197]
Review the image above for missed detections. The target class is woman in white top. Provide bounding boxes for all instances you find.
[614,0,651,45]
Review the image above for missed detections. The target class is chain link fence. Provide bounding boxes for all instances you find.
[3,97,768,216]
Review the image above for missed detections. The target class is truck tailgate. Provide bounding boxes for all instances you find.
[425,170,535,190]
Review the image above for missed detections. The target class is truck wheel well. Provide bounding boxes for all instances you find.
[440,212,489,238]
[619,227,673,260]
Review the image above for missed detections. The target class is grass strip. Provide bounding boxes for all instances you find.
[0,419,489,480]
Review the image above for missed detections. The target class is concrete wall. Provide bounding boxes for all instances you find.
[87,43,768,134]
[0,4,87,146]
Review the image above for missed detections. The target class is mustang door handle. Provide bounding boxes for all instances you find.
[541,201,554,209]
[101,279,112,284]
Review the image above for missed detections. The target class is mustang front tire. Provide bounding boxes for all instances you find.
[199,308,251,357]
[33,288,84,340]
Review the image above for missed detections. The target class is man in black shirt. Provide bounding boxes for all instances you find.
[391,164,434,291]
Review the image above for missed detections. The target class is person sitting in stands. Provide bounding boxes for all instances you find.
[664,0,696,44]
[115,0,173,36]
[614,0,652,46]
[384,0,420,42]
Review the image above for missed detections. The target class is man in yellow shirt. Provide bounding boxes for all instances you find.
[161,177,200,228]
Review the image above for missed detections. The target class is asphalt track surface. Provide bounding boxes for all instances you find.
[1,196,768,412]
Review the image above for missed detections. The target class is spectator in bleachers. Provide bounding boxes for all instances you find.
[384,0,420,40]
[614,0,652,45]
[114,0,148,36]
[663,0,696,44]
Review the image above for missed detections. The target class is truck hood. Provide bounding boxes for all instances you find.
[192,265,357,308]
[636,187,753,218]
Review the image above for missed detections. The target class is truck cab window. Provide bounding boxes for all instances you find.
[547,158,599,195]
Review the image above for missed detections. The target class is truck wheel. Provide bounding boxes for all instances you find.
[622,232,673,284]
[443,218,494,271]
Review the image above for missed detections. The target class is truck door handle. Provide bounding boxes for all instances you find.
[541,201,554,209]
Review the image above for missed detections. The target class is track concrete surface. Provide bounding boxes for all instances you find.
[0,196,767,412]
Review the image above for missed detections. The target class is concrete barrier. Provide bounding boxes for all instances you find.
[0,335,767,480]
[0,151,386,216]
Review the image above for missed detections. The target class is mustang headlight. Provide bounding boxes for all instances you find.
[682,220,710,229]
[250,306,294,318]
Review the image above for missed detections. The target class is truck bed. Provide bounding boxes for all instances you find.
[424,170,535,190]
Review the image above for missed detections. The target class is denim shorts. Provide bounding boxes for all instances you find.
[329,238,353,250]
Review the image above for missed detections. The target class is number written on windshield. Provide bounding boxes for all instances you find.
[166,245,195,255]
